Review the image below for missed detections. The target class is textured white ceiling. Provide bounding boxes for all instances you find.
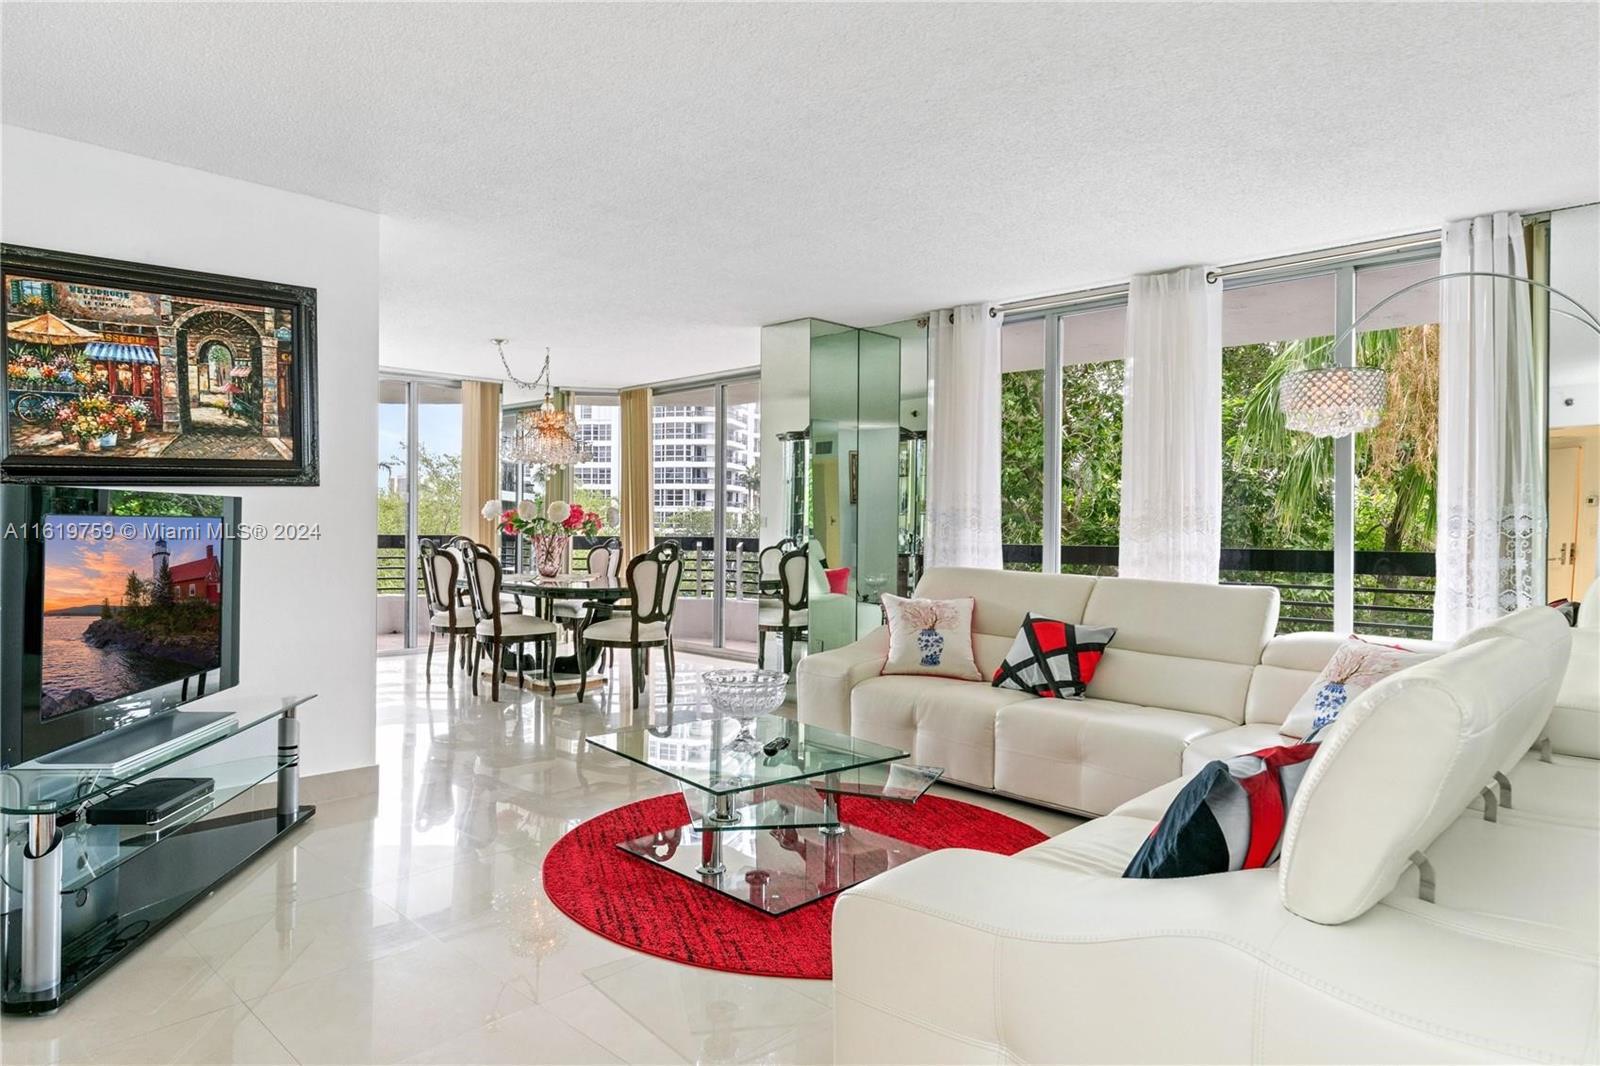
[3,2,1596,388]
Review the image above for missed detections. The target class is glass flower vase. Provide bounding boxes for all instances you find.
[531,533,569,578]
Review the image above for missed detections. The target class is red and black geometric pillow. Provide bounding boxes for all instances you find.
[1123,742,1321,879]
[991,614,1117,699]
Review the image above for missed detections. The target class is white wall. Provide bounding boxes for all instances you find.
[2,127,380,779]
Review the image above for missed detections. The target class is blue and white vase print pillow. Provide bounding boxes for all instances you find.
[1281,636,1432,739]
[881,594,982,681]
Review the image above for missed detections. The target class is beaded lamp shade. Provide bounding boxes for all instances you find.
[504,400,589,467]
[494,339,590,467]
[1277,366,1387,439]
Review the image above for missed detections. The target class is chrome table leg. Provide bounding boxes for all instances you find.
[21,813,63,998]
[819,773,847,836]
[277,708,300,820]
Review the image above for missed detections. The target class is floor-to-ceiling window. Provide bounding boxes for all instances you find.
[1351,257,1440,638]
[375,375,464,653]
[997,243,1441,635]
[1220,272,1338,631]
[1059,306,1125,575]
[1219,255,1440,635]
[999,318,1046,570]
[649,375,760,653]
[1000,303,1125,574]
[570,394,622,532]
[503,393,626,573]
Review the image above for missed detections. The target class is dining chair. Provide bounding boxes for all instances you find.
[420,539,476,687]
[757,544,809,672]
[460,539,559,701]
[576,541,684,708]
[552,537,623,665]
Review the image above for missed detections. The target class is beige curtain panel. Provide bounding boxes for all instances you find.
[619,386,654,562]
[544,389,575,507]
[461,379,503,548]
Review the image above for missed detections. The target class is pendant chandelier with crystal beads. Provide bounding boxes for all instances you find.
[1277,365,1388,439]
[494,339,590,467]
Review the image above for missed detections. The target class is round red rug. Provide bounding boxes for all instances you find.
[541,790,1047,979]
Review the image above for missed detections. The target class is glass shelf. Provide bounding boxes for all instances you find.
[0,695,313,815]
[586,714,909,797]
[3,694,315,1015]
[683,786,838,832]
[811,762,944,804]
[35,752,295,896]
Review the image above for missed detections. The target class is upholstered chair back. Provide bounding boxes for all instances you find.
[460,540,504,626]
[628,541,684,624]
[586,539,622,579]
[759,544,783,583]
[779,546,809,613]
[1279,633,1550,924]
[419,539,457,615]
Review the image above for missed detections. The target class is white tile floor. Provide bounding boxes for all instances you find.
[3,651,1078,1065]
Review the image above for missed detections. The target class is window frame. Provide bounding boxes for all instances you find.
[1001,241,1441,633]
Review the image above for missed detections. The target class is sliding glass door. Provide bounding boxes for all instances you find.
[650,375,761,653]
[375,374,464,653]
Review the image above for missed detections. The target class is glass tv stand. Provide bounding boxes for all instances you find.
[0,695,315,1014]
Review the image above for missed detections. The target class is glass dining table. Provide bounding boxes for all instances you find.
[495,572,629,678]
[501,571,629,621]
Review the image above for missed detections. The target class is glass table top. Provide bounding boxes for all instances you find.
[586,714,910,796]
[502,573,626,596]
[1,695,314,815]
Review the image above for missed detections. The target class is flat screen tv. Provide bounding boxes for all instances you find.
[0,485,241,767]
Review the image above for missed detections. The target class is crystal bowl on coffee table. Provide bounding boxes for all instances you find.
[701,668,787,753]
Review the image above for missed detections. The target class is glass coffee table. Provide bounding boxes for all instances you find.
[586,715,943,914]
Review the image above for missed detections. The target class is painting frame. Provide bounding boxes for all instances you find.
[2,244,318,486]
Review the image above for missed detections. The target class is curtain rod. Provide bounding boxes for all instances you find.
[1204,230,1441,285]
[992,229,1444,318]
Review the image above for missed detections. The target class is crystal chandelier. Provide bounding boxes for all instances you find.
[495,339,589,467]
[1277,366,1388,439]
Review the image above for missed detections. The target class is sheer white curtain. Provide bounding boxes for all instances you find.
[926,303,1002,569]
[1434,211,1544,640]
[1118,266,1223,583]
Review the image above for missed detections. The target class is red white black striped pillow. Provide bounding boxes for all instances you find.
[991,613,1116,699]
[1123,742,1321,879]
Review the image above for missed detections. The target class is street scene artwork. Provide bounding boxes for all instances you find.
[2,246,317,483]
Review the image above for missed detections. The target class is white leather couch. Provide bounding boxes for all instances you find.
[828,598,1598,1064]
[798,567,1449,816]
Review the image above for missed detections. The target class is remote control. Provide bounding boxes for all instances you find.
[762,736,790,757]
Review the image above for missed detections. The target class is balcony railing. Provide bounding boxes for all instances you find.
[1002,544,1436,639]
[653,536,764,599]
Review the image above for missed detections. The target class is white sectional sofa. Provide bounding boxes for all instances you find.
[805,570,1598,1064]
[798,567,1444,816]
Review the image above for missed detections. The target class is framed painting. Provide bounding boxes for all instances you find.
[2,245,318,485]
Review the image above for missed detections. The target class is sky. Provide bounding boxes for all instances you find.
[43,515,223,612]
[376,394,461,489]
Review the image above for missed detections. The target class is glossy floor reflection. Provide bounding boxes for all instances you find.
[2,651,1078,1065]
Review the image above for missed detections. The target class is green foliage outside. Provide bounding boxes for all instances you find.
[377,442,462,538]
[999,326,1440,636]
